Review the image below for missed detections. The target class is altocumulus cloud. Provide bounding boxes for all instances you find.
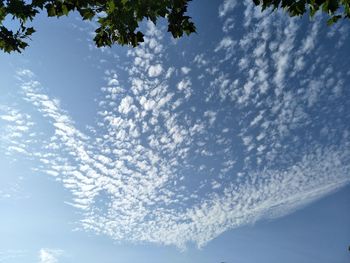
[1,1,350,249]
[38,249,63,263]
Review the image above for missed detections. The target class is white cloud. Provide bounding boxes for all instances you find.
[300,22,319,55]
[148,64,163,77]
[3,4,350,250]
[38,249,63,263]
[193,53,208,67]
[0,250,27,262]
[204,111,217,126]
[181,67,191,75]
[222,17,235,32]
[214,37,235,52]
[118,96,135,114]
[177,78,192,99]
[177,79,190,91]
[218,0,237,17]
[306,80,323,107]
[214,37,236,61]
[16,69,35,78]
[8,63,348,249]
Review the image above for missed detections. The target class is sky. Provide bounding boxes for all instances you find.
[0,0,350,262]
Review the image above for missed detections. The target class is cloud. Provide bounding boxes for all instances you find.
[16,69,35,78]
[218,0,237,17]
[0,106,35,157]
[214,37,236,52]
[118,96,135,114]
[180,67,191,75]
[0,250,27,262]
[214,37,237,61]
[148,64,163,77]
[204,111,217,126]
[38,249,63,263]
[177,78,192,99]
[8,58,349,249]
[2,2,350,250]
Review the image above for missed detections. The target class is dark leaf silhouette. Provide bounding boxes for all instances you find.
[0,0,196,53]
[1,0,349,53]
[253,0,350,25]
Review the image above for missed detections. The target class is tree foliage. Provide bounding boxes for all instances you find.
[0,0,195,53]
[0,0,349,54]
[253,0,350,25]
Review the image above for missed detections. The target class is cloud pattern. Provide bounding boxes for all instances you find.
[1,0,350,249]
[39,249,63,263]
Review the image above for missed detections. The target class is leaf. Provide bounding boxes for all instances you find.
[107,0,116,13]
[62,4,69,16]
[0,7,6,21]
[1,0,197,53]
[252,0,261,5]
[79,8,95,20]
[45,3,56,16]
[25,27,35,36]
[327,14,342,25]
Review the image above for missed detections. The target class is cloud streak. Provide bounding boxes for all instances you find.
[38,249,63,263]
[1,2,350,250]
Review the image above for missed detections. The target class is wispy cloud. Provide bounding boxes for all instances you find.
[38,249,63,263]
[219,0,237,17]
[0,250,27,262]
[1,5,350,250]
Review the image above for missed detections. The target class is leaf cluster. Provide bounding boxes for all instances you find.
[0,0,196,53]
[252,0,350,25]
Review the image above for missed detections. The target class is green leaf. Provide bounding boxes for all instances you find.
[0,0,197,53]
[107,0,116,13]
[62,4,69,16]
[0,7,6,21]
[79,8,95,20]
[46,3,56,16]
[327,14,342,25]
[25,27,35,36]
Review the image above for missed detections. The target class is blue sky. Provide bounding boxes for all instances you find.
[1,0,350,262]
